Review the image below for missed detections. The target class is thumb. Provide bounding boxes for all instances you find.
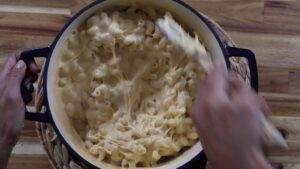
[7,60,27,89]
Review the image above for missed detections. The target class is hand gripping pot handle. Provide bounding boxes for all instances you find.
[20,47,50,123]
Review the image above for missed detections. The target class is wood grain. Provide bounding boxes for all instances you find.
[0,0,70,8]
[259,67,289,93]
[0,12,69,36]
[0,34,53,63]
[262,93,300,117]
[0,0,298,168]
[229,31,300,71]
[186,0,300,35]
[7,155,52,169]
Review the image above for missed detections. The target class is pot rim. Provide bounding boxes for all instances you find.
[38,0,251,168]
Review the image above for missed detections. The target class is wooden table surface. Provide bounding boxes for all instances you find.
[0,0,299,169]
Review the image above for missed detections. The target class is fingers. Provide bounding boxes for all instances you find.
[258,95,272,117]
[229,74,273,117]
[207,61,228,96]
[229,76,283,149]
[228,73,250,94]
[191,61,229,124]
[228,73,266,123]
[0,55,17,78]
[6,60,27,100]
[194,61,229,107]
[228,74,251,105]
[228,73,258,102]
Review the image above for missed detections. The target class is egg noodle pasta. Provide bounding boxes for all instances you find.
[57,7,207,168]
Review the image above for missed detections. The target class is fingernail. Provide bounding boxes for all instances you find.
[16,60,25,69]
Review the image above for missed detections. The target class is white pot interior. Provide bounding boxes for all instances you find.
[47,0,226,168]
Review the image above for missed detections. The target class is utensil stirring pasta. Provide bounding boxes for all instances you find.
[157,13,213,72]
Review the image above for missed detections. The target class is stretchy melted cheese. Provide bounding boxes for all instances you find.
[57,8,206,168]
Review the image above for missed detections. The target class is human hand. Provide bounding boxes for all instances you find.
[191,62,272,169]
[0,55,39,147]
[0,54,39,169]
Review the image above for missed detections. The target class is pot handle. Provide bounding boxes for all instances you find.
[20,47,51,123]
[226,46,259,92]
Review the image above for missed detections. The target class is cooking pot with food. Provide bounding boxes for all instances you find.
[20,0,258,169]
